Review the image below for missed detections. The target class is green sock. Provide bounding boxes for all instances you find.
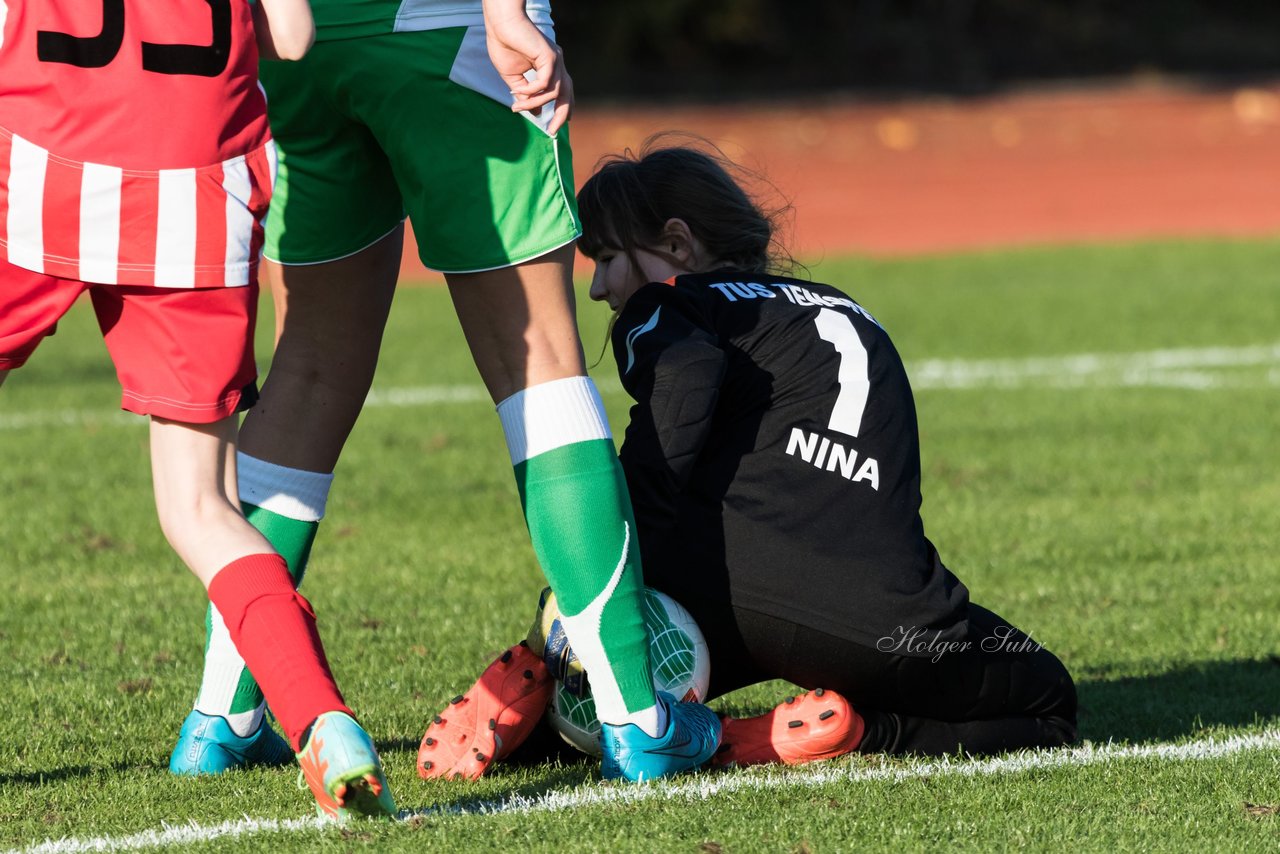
[500,377,656,724]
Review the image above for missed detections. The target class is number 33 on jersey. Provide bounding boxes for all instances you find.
[0,0,274,287]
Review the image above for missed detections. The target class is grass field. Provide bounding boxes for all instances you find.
[2,239,1279,852]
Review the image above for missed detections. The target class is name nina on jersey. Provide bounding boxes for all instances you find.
[707,280,881,328]
[785,428,880,491]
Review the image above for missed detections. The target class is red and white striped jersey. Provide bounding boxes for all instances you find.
[0,0,273,287]
[0,129,274,287]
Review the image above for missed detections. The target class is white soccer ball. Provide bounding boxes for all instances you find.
[535,587,711,757]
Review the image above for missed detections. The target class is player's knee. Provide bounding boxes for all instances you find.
[154,489,237,556]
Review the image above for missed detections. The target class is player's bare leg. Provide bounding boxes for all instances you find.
[447,245,719,780]
[151,415,394,818]
[446,244,586,401]
[242,226,403,471]
[149,416,275,583]
[171,229,402,775]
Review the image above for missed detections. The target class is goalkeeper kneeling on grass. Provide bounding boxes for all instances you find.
[418,136,1077,778]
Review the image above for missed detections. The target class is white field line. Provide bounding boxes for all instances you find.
[15,730,1280,854]
[3,343,1278,432]
[908,342,1280,390]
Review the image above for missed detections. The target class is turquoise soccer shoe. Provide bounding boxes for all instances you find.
[168,709,292,776]
[600,692,721,782]
[296,711,397,821]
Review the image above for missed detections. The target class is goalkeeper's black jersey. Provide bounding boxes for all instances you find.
[613,271,970,651]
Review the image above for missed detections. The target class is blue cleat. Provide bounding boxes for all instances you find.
[168,709,293,776]
[600,692,722,782]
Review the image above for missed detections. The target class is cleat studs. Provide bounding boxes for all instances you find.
[488,718,497,730]
[819,710,836,720]
[785,696,796,704]
[523,669,534,679]
[433,714,443,724]
[422,760,433,770]
[814,688,826,697]
[451,695,464,705]
[424,737,435,746]
[788,720,804,729]
[501,650,513,663]
[475,753,487,762]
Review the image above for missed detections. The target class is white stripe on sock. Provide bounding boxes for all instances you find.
[496,376,612,466]
[236,452,334,521]
[192,605,263,737]
[558,523,642,726]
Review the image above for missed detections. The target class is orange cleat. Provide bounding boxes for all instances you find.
[418,641,554,780]
[713,688,865,768]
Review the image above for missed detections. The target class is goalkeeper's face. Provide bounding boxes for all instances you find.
[586,246,678,311]
[586,217,712,311]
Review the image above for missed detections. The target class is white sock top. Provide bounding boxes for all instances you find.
[495,376,612,466]
[236,452,334,522]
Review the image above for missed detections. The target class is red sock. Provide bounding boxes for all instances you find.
[206,554,353,751]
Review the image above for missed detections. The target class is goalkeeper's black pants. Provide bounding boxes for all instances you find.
[702,602,1077,757]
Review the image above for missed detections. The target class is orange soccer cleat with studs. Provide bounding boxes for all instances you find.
[417,641,554,780]
[713,688,865,767]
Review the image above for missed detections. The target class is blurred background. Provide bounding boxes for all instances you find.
[403,0,1280,275]
[552,0,1280,100]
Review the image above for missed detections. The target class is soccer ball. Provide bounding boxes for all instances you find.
[527,586,711,757]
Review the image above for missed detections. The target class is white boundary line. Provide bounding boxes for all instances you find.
[908,343,1280,390]
[15,730,1280,853]
[4,343,1279,433]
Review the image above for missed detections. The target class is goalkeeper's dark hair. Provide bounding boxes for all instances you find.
[577,132,795,276]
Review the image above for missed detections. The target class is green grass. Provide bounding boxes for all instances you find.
[2,239,1279,851]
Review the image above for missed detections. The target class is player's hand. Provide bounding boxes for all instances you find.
[482,0,573,135]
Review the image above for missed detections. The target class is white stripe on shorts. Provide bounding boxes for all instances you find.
[79,162,123,284]
[7,134,47,272]
[154,168,197,287]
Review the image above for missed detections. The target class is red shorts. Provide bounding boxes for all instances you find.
[0,261,258,423]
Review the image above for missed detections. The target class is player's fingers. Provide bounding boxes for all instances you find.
[508,74,551,99]
[545,95,571,136]
[548,67,574,133]
[498,69,535,94]
[511,86,560,114]
[508,46,560,96]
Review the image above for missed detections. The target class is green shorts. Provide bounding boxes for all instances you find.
[258,26,579,273]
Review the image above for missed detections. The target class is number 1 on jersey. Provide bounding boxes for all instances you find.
[814,308,871,437]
